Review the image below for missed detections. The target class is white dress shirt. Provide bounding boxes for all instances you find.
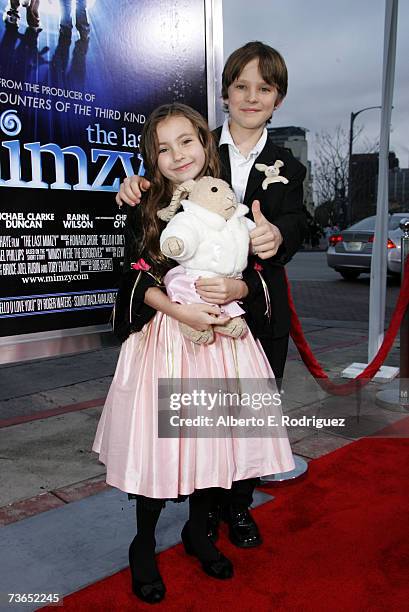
[219,118,268,203]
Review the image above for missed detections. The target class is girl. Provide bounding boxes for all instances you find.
[92,103,294,604]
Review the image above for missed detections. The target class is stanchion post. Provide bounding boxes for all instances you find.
[399,219,409,408]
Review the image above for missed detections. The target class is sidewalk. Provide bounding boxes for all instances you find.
[0,317,405,610]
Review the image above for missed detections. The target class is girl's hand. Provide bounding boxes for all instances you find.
[173,303,230,331]
[115,176,151,207]
[195,277,248,304]
[144,289,229,330]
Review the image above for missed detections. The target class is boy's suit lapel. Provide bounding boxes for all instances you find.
[243,137,280,207]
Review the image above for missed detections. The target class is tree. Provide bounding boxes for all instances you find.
[313,126,349,207]
[313,125,378,227]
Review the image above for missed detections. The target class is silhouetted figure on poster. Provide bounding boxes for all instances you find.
[51,25,89,88]
[1,15,48,75]
[0,13,22,64]
[4,0,41,31]
[16,26,48,68]
[59,0,90,41]
[68,36,89,83]
[51,25,71,75]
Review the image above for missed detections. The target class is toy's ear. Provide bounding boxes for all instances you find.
[275,160,284,169]
[255,163,267,171]
[177,179,196,194]
[157,179,196,222]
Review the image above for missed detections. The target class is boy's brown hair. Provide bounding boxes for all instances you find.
[222,41,288,108]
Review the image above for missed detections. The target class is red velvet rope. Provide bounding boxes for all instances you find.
[286,255,409,396]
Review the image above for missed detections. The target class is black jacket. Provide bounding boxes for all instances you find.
[215,127,307,338]
[113,128,307,342]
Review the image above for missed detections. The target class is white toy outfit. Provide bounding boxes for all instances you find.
[161,199,255,317]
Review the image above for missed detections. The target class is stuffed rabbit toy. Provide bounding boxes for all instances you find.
[158,176,255,344]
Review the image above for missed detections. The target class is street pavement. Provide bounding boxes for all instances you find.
[287,251,400,323]
[0,251,407,610]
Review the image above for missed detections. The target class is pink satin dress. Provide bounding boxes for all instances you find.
[92,275,294,499]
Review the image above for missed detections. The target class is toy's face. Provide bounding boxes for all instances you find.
[190,178,238,220]
[266,165,280,177]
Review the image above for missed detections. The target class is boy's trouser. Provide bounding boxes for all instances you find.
[258,333,290,392]
[226,334,290,509]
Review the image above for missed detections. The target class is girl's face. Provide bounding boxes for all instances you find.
[156,116,206,186]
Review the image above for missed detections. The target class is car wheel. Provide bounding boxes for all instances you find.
[339,270,360,280]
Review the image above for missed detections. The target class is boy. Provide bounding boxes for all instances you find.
[117,41,307,549]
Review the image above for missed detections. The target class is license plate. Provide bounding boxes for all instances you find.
[344,241,362,251]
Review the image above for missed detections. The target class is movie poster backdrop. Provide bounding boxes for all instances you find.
[0,0,207,337]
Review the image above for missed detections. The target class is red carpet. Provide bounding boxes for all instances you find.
[43,437,409,611]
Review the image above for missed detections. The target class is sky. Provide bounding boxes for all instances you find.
[222,0,409,169]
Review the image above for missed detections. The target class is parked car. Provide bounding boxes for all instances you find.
[326,213,409,280]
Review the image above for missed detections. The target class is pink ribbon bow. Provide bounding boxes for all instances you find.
[131,258,151,271]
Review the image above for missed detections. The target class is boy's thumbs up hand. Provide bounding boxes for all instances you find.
[250,199,283,259]
[251,200,265,225]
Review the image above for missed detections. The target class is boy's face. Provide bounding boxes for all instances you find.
[225,58,282,132]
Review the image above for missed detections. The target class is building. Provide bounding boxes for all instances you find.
[267,126,314,215]
[350,152,399,222]
[387,167,409,211]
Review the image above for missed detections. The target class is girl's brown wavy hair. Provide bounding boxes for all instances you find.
[138,103,220,278]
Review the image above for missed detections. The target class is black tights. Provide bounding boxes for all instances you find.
[131,488,220,581]
[187,487,219,561]
[130,496,164,582]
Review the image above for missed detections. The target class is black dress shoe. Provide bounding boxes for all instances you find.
[223,506,262,548]
[207,508,220,543]
[181,522,233,579]
[129,537,166,604]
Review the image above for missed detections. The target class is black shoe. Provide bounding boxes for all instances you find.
[129,537,166,604]
[223,506,262,548]
[131,578,166,604]
[181,522,233,579]
[207,508,220,543]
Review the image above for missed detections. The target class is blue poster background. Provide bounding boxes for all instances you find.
[0,0,207,336]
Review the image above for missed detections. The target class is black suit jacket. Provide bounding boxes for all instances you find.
[213,127,307,338]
